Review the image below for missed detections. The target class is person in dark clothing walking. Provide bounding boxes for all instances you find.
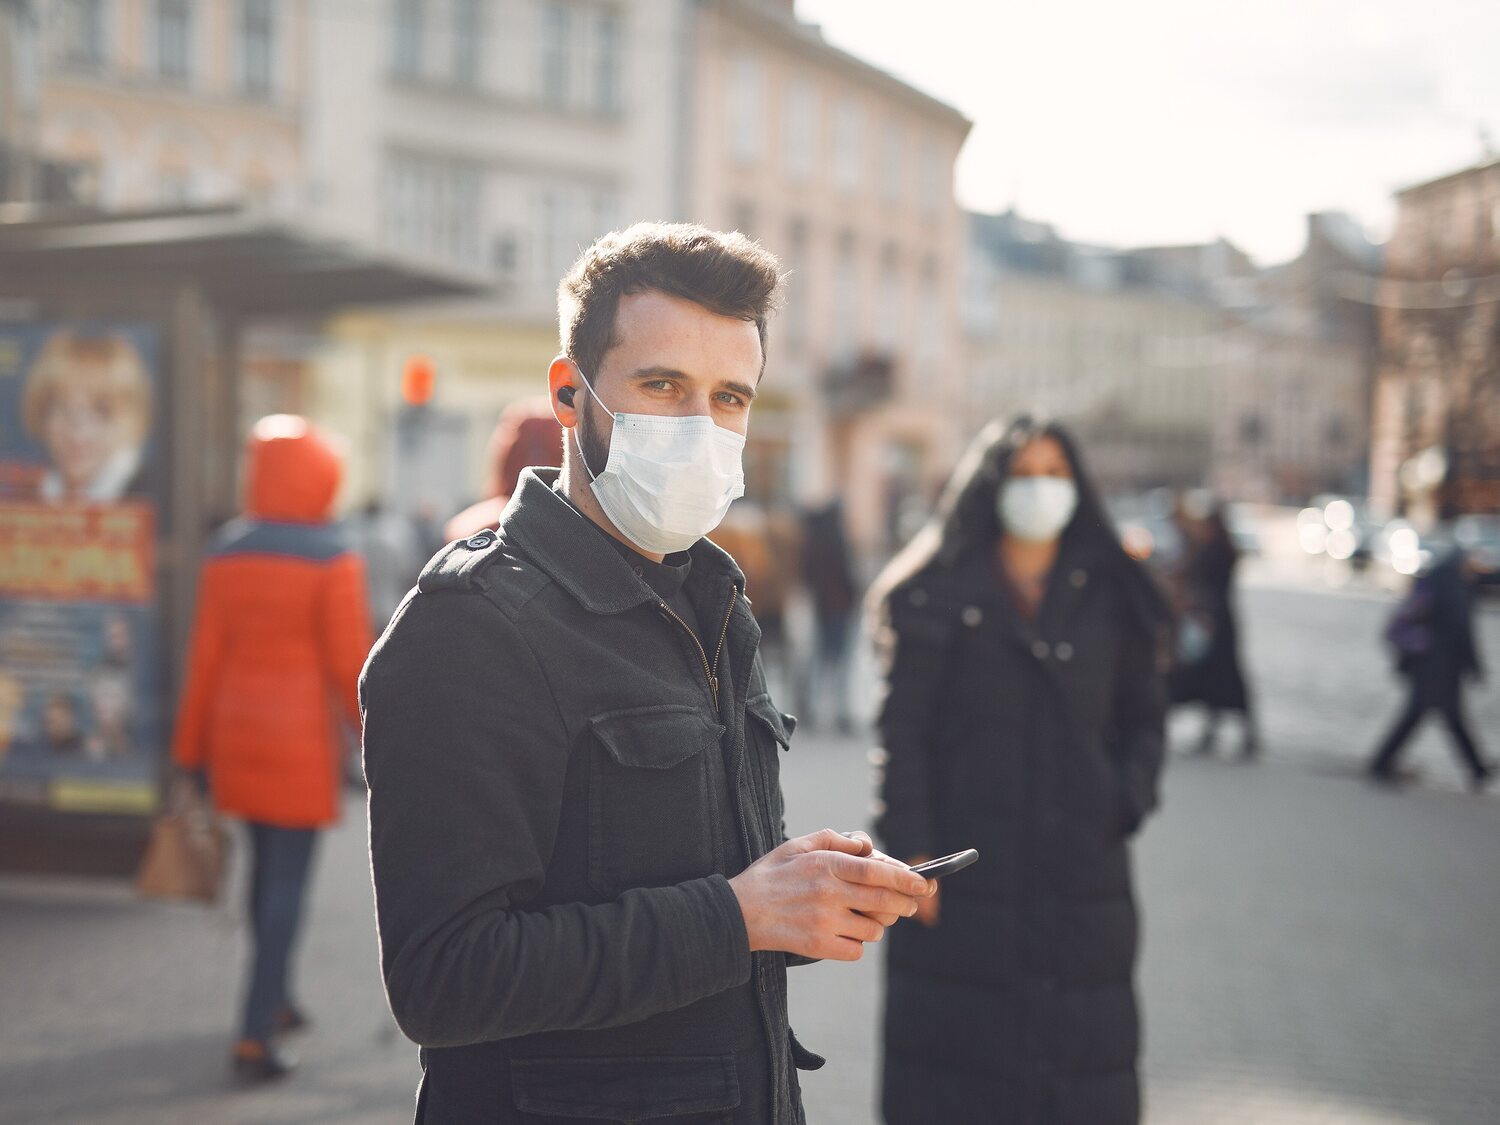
[870,417,1172,1125]
[1169,502,1261,758]
[800,500,859,732]
[360,223,932,1125]
[1369,549,1492,789]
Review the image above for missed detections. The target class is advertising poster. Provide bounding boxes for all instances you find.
[0,323,164,815]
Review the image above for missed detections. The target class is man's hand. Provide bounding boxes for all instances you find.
[729,829,934,961]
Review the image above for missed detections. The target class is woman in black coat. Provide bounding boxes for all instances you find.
[871,418,1171,1125]
[1168,505,1261,757]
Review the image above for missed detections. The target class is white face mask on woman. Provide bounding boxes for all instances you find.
[572,365,746,555]
[999,476,1078,542]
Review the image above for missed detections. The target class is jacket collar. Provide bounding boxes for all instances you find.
[500,468,745,616]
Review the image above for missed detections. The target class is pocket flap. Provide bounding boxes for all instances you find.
[510,1054,740,1121]
[589,705,725,769]
[747,694,795,749]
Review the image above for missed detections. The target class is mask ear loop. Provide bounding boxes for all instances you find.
[569,362,612,484]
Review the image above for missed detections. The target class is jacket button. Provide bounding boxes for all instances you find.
[1070,569,1087,588]
[465,531,495,549]
[1055,642,1074,661]
[1032,639,1050,660]
[961,606,983,627]
[909,588,929,607]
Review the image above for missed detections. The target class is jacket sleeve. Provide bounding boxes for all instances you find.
[1107,602,1169,837]
[170,562,228,771]
[319,551,374,732]
[873,593,951,861]
[360,589,752,1049]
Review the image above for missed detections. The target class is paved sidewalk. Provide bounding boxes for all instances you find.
[782,742,1500,1125]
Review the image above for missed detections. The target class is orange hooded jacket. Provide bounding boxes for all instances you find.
[171,417,372,828]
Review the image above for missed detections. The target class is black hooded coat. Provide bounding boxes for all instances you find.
[871,420,1172,1125]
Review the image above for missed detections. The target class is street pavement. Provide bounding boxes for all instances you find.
[1,583,1496,1124]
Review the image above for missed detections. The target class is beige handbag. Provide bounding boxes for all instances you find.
[135,778,229,904]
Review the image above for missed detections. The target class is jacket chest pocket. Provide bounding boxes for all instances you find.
[587,705,725,900]
[745,694,794,851]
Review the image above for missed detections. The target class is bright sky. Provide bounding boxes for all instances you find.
[797,0,1500,265]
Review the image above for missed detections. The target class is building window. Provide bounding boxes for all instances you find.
[876,244,901,351]
[239,0,275,98]
[155,0,192,82]
[832,232,858,358]
[590,9,621,113]
[56,0,107,67]
[833,99,863,194]
[451,0,481,87]
[784,216,809,353]
[540,2,572,107]
[729,52,764,164]
[879,123,902,205]
[393,0,423,77]
[918,138,944,214]
[783,78,816,181]
[382,152,485,270]
[730,201,756,238]
[531,182,621,286]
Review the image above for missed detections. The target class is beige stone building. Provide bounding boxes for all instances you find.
[688,0,971,556]
[1369,156,1500,520]
[965,210,1223,494]
[34,0,308,211]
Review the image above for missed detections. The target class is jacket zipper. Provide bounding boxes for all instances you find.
[658,592,735,709]
[662,590,766,1003]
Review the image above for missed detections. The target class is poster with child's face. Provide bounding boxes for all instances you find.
[0,324,163,815]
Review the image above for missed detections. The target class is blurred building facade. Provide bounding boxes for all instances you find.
[1369,156,1500,521]
[964,209,1222,494]
[1179,213,1380,505]
[297,0,685,518]
[31,0,309,210]
[9,0,972,559]
[688,0,970,555]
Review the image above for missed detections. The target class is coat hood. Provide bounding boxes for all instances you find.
[244,415,343,523]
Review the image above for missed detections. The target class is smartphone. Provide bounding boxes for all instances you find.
[909,849,978,881]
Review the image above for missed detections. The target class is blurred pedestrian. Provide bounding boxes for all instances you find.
[171,415,372,1085]
[870,416,1172,1125]
[1369,548,1492,790]
[1169,498,1261,758]
[800,499,858,732]
[444,396,563,541]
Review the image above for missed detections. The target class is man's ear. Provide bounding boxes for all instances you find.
[548,356,579,429]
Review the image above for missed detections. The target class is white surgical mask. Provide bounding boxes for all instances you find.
[999,476,1078,542]
[572,366,746,555]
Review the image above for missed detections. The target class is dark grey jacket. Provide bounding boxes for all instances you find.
[360,469,816,1124]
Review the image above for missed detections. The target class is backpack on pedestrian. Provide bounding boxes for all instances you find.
[1383,577,1434,673]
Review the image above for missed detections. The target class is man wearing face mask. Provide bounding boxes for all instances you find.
[360,223,932,1125]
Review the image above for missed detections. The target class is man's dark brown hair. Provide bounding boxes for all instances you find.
[558,221,784,378]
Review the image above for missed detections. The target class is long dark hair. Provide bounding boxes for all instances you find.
[869,416,1171,629]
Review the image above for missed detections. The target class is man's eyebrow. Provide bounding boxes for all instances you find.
[627,366,758,402]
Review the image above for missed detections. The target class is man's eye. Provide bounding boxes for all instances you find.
[716,392,747,407]
[645,379,673,391]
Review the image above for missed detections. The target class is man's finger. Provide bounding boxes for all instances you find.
[828,852,930,896]
[797,828,872,857]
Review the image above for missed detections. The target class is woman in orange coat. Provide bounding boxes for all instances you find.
[172,415,372,1084]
